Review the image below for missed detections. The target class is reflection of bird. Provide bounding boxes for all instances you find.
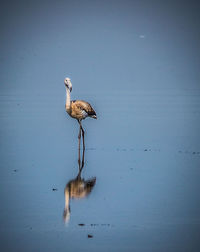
[63,144,96,223]
[64,77,97,149]
[63,176,96,222]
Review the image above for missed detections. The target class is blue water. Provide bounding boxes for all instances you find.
[1,1,200,251]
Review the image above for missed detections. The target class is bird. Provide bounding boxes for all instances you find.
[64,77,97,149]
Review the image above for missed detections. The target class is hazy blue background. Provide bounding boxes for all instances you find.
[0,0,200,251]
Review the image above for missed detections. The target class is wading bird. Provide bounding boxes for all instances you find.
[64,77,97,150]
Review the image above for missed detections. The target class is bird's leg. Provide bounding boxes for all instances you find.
[78,121,85,151]
[78,120,85,170]
[77,145,85,179]
[81,142,85,169]
[78,121,82,148]
[78,122,82,169]
[81,124,85,151]
[78,140,81,170]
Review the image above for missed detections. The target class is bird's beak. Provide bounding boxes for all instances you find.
[92,115,97,119]
[70,87,72,92]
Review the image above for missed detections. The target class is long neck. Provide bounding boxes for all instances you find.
[65,87,71,111]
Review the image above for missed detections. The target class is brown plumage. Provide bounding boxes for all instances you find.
[64,77,97,149]
[67,100,97,121]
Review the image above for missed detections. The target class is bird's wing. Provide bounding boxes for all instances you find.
[72,100,96,116]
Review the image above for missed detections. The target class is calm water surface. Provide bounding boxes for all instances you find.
[1,1,200,251]
[1,88,200,251]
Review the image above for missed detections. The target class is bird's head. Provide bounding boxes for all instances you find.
[64,77,72,92]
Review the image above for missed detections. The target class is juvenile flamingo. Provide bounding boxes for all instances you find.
[64,77,97,150]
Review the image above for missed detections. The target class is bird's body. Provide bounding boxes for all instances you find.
[66,100,96,121]
[65,78,97,121]
[64,77,97,150]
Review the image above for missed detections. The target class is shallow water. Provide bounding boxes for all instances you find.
[1,1,200,251]
[1,88,200,251]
